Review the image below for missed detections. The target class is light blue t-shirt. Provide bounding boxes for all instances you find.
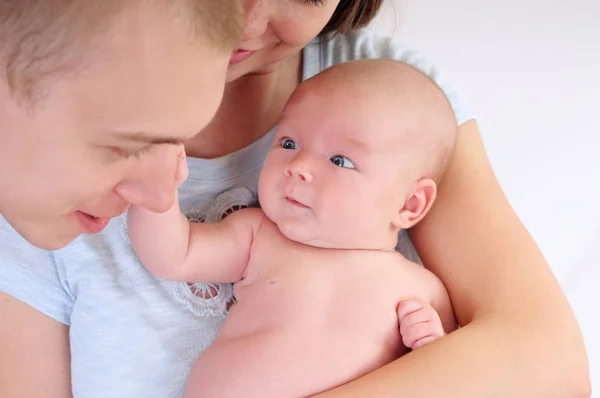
[0,28,473,398]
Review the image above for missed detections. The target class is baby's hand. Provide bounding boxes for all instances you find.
[397,300,445,350]
[175,145,189,187]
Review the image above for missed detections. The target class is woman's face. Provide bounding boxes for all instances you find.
[0,5,229,250]
[226,0,341,82]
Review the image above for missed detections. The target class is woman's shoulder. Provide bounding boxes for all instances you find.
[304,28,474,125]
[305,28,425,73]
[311,28,402,62]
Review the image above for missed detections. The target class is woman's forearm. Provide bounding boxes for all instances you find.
[316,120,591,397]
[314,312,590,398]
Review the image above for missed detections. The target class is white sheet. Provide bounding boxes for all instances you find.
[372,0,600,393]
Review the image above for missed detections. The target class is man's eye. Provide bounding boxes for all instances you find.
[330,155,355,169]
[281,139,297,150]
[109,145,151,160]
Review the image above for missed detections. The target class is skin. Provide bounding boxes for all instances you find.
[0,3,230,397]
[0,3,229,251]
[208,1,589,396]
[0,0,590,397]
[316,120,591,397]
[127,60,456,397]
[258,60,455,250]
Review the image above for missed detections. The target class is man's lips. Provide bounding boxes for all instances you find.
[229,49,255,65]
[74,211,113,234]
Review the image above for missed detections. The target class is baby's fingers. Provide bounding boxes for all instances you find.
[175,146,189,186]
[398,301,444,349]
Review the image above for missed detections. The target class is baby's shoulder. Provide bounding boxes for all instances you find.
[377,253,447,302]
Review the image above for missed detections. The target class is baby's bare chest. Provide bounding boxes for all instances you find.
[226,232,427,338]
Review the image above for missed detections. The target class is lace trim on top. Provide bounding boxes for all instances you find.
[121,187,258,317]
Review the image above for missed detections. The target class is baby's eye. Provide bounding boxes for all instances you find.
[330,155,355,169]
[281,139,297,150]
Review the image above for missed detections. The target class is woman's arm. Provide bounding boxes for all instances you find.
[314,120,590,397]
[0,293,72,397]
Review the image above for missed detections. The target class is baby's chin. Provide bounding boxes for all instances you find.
[274,222,325,248]
[277,220,396,251]
[274,222,350,250]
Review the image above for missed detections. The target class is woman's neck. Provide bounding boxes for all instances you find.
[185,52,302,159]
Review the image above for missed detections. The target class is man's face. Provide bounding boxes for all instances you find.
[0,4,230,250]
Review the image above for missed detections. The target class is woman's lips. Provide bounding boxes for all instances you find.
[229,49,255,65]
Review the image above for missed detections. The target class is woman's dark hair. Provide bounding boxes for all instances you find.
[321,0,384,35]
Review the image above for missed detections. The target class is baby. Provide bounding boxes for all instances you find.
[129,59,459,398]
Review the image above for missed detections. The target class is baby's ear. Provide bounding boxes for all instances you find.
[392,178,437,230]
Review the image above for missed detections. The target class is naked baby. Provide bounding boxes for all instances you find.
[129,59,459,397]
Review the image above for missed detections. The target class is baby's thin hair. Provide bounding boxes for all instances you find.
[0,0,242,104]
[313,59,458,183]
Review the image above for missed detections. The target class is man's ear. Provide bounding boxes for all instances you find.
[392,178,437,230]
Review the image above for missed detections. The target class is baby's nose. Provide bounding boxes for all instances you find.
[285,164,313,183]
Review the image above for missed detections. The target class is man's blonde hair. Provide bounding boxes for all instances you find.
[0,0,242,102]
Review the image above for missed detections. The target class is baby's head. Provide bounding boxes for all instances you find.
[259,59,457,250]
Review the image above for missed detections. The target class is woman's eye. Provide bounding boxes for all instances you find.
[281,139,297,150]
[330,155,355,169]
[302,0,327,5]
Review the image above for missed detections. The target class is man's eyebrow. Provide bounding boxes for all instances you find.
[111,131,187,145]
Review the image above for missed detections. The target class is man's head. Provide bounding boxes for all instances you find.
[0,0,242,250]
[259,59,457,250]
[0,0,242,103]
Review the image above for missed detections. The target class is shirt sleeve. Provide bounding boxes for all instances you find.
[0,216,74,325]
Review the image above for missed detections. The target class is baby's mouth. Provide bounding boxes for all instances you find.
[285,196,310,209]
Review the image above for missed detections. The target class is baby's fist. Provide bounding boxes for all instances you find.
[397,300,445,350]
[175,145,189,187]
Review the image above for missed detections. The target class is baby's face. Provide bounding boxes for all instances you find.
[259,88,418,250]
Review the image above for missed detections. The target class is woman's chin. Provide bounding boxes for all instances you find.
[226,65,275,83]
[225,52,294,84]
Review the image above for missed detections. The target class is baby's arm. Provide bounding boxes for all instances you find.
[128,153,265,283]
[129,195,263,283]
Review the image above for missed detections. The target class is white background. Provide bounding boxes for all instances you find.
[371,0,600,394]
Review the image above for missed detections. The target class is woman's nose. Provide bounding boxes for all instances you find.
[242,0,270,41]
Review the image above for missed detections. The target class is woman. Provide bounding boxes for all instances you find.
[0,0,590,397]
